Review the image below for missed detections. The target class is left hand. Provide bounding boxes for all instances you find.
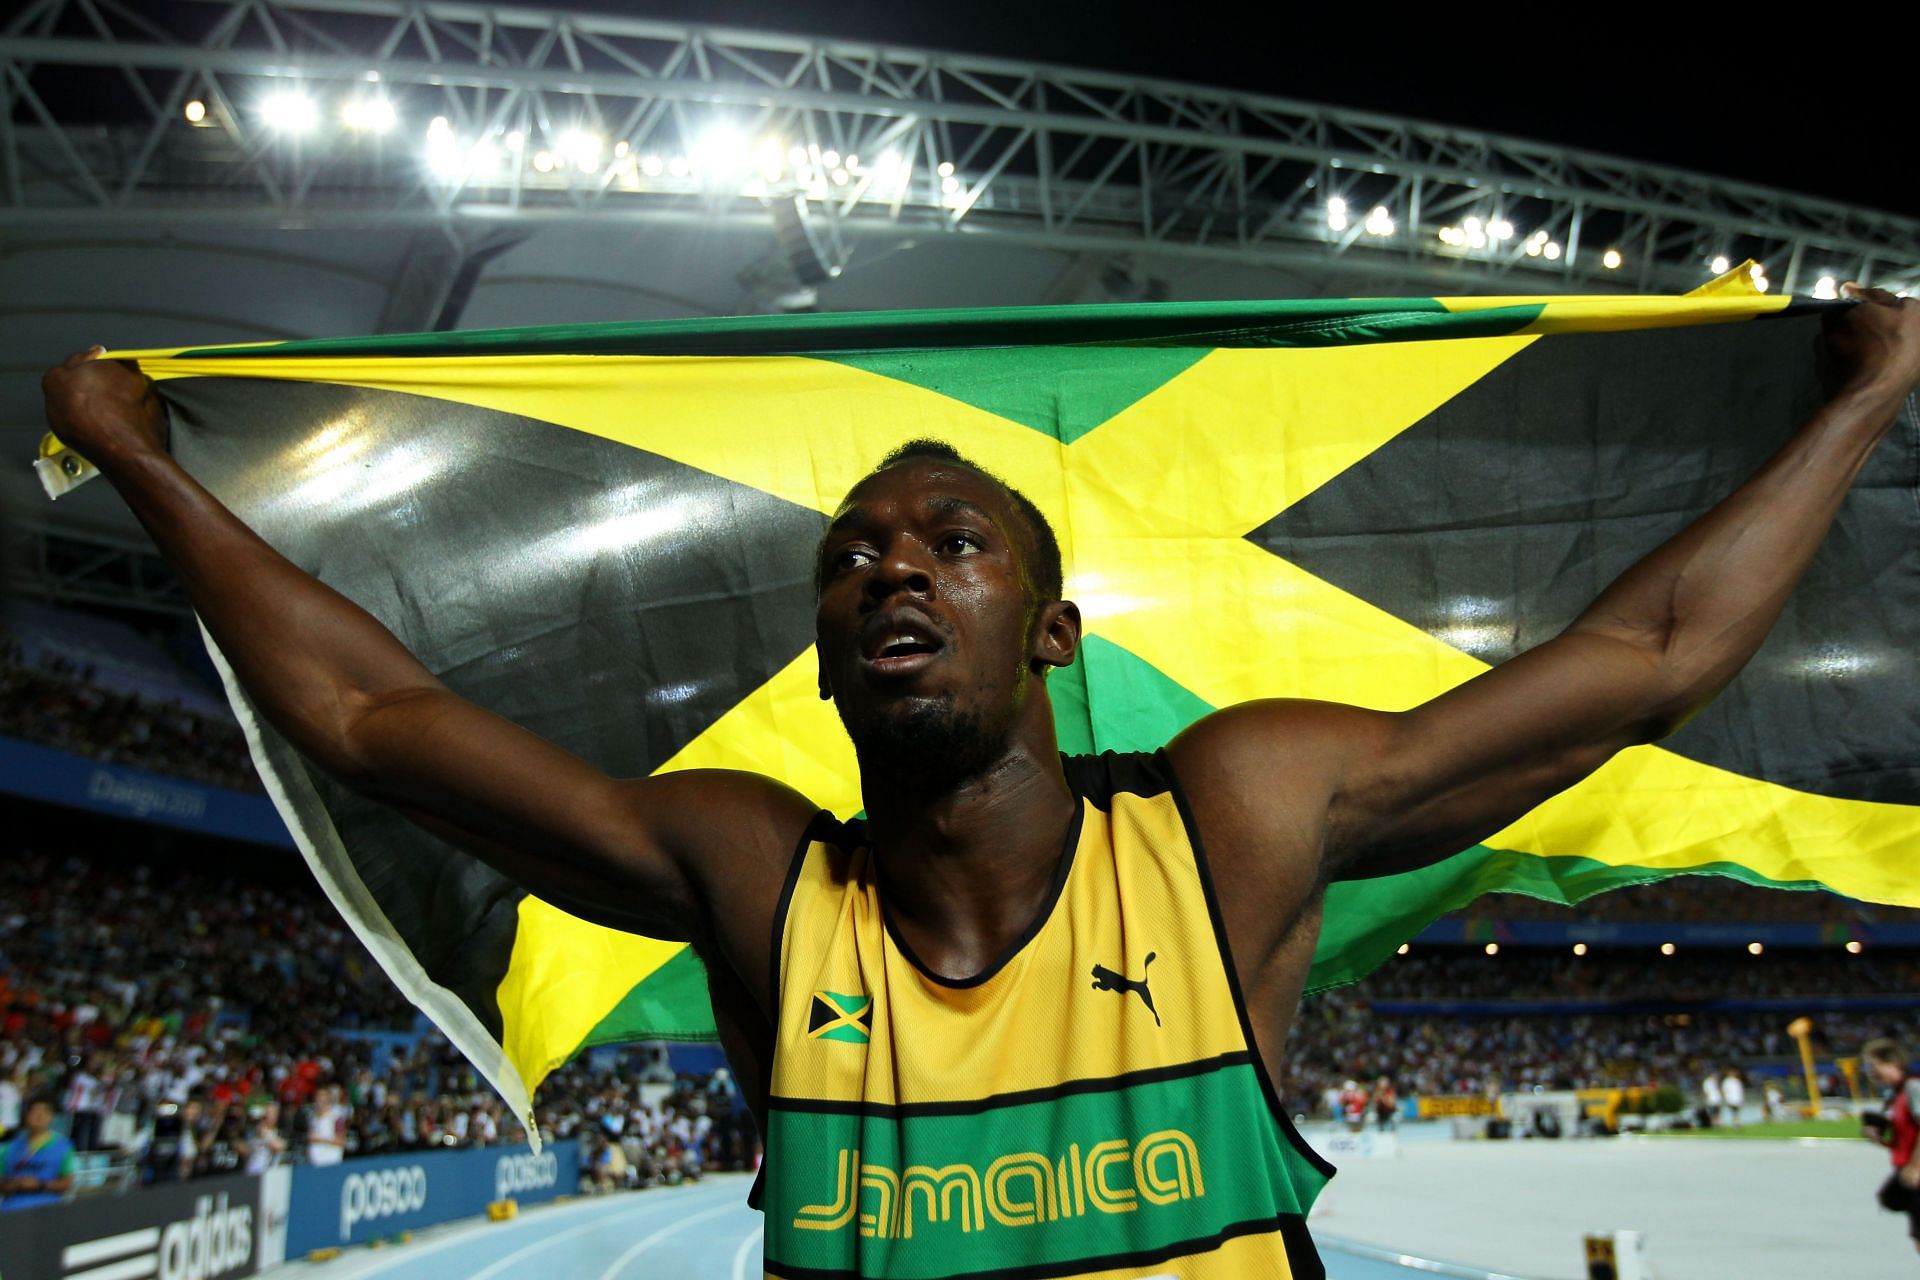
[1828,285,1920,402]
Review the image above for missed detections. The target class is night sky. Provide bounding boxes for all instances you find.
[612,0,1914,219]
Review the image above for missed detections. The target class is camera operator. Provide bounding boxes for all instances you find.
[1861,1038,1920,1255]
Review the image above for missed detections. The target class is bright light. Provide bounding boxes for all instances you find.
[693,125,747,175]
[941,175,960,194]
[469,139,502,176]
[1749,261,1766,281]
[1710,255,1731,274]
[183,99,207,124]
[937,160,955,177]
[1488,217,1514,241]
[341,96,396,133]
[788,145,808,167]
[1543,241,1563,261]
[1846,940,1863,954]
[1660,942,1676,956]
[1753,274,1771,293]
[821,149,840,168]
[1484,942,1499,956]
[1747,941,1764,955]
[556,129,603,171]
[427,115,451,138]
[531,151,555,173]
[1463,216,1486,249]
[1812,275,1839,300]
[846,154,860,169]
[506,130,525,151]
[1396,943,1410,956]
[1602,248,1624,270]
[1365,206,1395,237]
[1572,943,1588,956]
[641,154,663,176]
[1326,201,1349,232]
[259,90,319,134]
[831,167,849,185]
[1438,226,1464,247]
[667,155,689,177]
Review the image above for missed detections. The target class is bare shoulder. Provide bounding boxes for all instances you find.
[612,767,823,1004]
[1163,700,1393,936]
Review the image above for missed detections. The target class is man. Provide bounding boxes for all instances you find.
[1719,1067,1744,1129]
[1862,1039,1920,1256]
[39,290,1920,1277]
[0,1094,77,1210]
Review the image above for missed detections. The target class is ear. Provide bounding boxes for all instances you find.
[1030,599,1082,673]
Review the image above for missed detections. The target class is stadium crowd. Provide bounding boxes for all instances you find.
[0,843,760,1194]
[0,638,260,792]
[1454,881,1920,925]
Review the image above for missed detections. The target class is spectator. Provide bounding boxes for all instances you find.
[1861,1039,1920,1257]
[1,1094,76,1211]
[306,1085,347,1167]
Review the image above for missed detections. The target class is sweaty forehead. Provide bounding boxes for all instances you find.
[829,463,1011,533]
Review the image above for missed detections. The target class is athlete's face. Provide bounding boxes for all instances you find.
[815,462,1074,779]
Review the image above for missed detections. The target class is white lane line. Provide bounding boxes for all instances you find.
[730,1225,764,1280]
[322,1194,680,1280]
[594,1202,741,1280]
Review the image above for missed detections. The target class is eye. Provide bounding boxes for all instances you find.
[938,532,983,555]
[828,546,873,575]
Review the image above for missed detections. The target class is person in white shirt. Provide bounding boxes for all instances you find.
[305,1086,347,1167]
[1702,1072,1723,1127]
[242,1103,287,1175]
[1721,1068,1745,1128]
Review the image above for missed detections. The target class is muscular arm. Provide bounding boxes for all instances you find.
[41,353,810,972]
[1172,292,1920,897]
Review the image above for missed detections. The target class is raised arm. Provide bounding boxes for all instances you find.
[1170,290,1920,893]
[39,351,810,965]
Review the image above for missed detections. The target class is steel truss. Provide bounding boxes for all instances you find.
[1,0,1915,296]
[5,514,192,615]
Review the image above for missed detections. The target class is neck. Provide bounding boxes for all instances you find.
[858,701,1077,980]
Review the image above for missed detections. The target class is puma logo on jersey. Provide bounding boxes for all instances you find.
[1090,952,1159,1026]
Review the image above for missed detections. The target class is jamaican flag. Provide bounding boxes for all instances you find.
[62,272,1919,1130]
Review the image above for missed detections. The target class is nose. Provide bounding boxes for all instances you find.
[863,540,933,605]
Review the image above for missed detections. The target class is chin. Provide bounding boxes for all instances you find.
[839,692,1006,786]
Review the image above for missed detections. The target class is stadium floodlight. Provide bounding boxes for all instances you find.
[694,125,748,176]
[557,129,604,173]
[1602,248,1624,270]
[1484,942,1499,956]
[1572,943,1588,955]
[1847,940,1864,953]
[1543,241,1563,261]
[1660,942,1676,955]
[1395,943,1410,955]
[1488,217,1514,241]
[506,131,525,152]
[342,97,397,134]
[937,161,955,178]
[941,175,960,194]
[1811,275,1839,299]
[183,99,207,124]
[668,156,690,177]
[1747,941,1764,955]
[831,168,849,186]
[1711,255,1732,274]
[1752,272,1770,292]
[260,89,319,135]
[1364,206,1395,237]
[532,150,555,173]
[1326,196,1349,232]
[641,155,664,177]
[821,150,840,169]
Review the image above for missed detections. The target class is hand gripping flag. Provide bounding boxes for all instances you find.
[53,273,1920,1130]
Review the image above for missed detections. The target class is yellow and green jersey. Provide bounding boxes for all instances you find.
[764,750,1334,1279]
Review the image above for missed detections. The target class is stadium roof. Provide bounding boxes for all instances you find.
[5,0,1916,609]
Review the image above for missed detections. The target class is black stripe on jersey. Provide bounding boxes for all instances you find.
[767,1049,1255,1119]
[1061,749,1174,811]
[765,1210,1325,1280]
[1160,748,1341,1183]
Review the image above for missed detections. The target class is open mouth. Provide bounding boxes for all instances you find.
[858,613,947,678]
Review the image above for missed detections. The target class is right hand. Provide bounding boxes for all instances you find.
[42,347,168,466]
